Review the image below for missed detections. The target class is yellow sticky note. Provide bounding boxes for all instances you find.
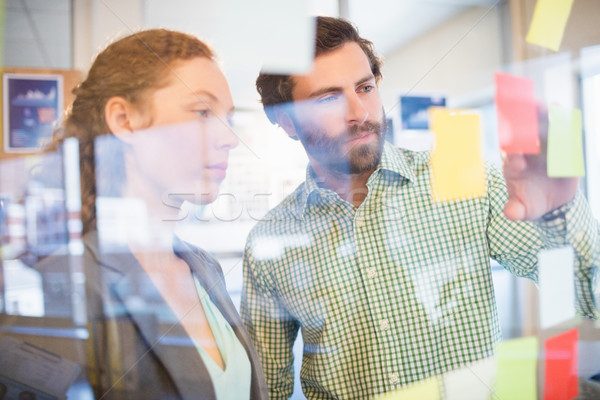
[494,337,538,400]
[526,0,574,52]
[430,109,486,202]
[374,376,440,400]
[547,106,584,177]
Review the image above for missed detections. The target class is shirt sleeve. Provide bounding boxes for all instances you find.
[487,164,544,280]
[241,234,300,399]
[486,164,599,319]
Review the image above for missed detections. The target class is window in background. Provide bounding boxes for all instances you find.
[581,45,600,220]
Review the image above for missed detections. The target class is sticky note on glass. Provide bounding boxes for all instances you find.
[538,247,576,329]
[526,0,574,52]
[430,109,486,202]
[495,72,540,154]
[543,328,578,400]
[443,356,496,400]
[374,376,440,400]
[215,0,314,74]
[543,53,574,109]
[547,106,584,177]
[494,337,538,400]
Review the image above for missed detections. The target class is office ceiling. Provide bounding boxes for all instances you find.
[346,0,503,55]
[4,0,503,109]
[4,0,503,70]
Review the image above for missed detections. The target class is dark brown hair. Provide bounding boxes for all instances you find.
[255,16,383,124]
[52,29,214,234]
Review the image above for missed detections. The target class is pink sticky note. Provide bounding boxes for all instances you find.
[544,328,579,400]
[494,72,540,154]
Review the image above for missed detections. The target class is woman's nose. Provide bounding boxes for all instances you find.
[210,115,239,150]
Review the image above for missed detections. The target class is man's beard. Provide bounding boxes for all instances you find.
[297,115,387,175]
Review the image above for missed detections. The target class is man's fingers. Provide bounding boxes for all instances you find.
[503,153,528,175]
[504,199,526,221]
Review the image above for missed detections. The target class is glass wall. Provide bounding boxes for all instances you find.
[1,1,599,399]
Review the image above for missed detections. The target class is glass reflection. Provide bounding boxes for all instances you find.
[0,28,265,400]
[1,5,600,400]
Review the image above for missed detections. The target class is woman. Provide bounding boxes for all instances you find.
[52,29,267,399]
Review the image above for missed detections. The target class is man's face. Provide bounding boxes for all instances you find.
[288,41,386,175]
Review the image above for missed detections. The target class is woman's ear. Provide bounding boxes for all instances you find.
[105,97,140,141]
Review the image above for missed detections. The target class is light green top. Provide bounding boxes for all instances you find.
[193,277,251,400]
[241,142,599,399]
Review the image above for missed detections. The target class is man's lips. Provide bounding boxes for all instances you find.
[348,131,375,144]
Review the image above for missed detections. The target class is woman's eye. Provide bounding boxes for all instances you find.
[194,109,209,118]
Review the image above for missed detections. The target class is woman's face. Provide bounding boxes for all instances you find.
[125,57,238,205]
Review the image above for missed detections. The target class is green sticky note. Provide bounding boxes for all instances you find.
[494,337,538,400]
[547,106,584,177]
[526,0,574,51]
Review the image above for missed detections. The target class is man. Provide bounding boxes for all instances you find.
[241,16,599,399]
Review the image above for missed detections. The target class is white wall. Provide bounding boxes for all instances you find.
[379,6,505,113]
[73,0,144,72]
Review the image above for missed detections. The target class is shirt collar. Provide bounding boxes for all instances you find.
[378,142,417,182]
[296,142,417,217]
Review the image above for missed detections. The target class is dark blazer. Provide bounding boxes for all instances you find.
[83,231,268,400]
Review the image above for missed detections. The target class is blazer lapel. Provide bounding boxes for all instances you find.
[85,232,216,400]
[173,237,268,399]
[172,236,238,329]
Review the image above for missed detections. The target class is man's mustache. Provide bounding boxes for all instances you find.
[347,121,384,138]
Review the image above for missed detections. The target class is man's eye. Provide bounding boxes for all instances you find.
[317,94,341,104]
[194,109,209,118]
[360,85,374,93]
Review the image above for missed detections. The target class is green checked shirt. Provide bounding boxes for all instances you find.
[241,142,599,400]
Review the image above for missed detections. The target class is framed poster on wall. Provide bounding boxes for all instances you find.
[399,94,446,130]
[3,73,64,153]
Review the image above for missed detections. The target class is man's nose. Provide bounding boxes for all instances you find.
[345,92,368,125]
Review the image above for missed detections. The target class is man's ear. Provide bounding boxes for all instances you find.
[274,109,299,141]
[104,97,140,141]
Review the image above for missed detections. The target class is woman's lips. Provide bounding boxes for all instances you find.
[205,163,228,179]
